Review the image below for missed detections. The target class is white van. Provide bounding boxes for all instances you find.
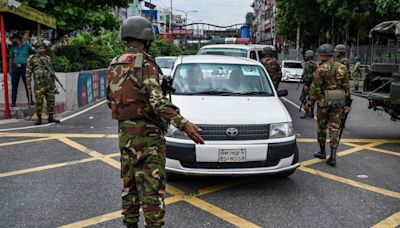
[198,44,260,62]
[165,55,299,177]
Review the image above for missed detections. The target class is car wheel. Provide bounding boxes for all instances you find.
[275,169,296,178]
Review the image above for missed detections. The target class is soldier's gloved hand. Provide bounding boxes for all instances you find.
[184,122,204,144]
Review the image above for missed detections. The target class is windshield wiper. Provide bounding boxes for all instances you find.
[231,91,272,96]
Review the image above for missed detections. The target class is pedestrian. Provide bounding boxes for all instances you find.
[304,44,351,167]
[352,57,361,92]
[9,34,35,107]
[26,42,60,125]
[106,16,204,228]
[299,50,318,119]
[261,46,282,89]
[334,44,350,76]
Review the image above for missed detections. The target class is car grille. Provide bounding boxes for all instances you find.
[180,160,279,169]
[198,124,270,141]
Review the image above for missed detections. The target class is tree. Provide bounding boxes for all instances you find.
[375,0,400,17]
[21,0,129,32]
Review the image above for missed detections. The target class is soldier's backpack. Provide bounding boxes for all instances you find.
[324,63,346,107]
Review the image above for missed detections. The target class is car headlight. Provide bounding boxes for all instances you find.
[166,125,190,139]
[270,122,294,139]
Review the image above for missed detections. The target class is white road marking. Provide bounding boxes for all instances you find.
[0,100,107,132]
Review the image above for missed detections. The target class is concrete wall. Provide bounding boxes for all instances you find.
[0,69,107,113]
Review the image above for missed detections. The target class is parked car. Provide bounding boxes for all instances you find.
[155,56,177,77]
[250,44,277,60]
[281,60,304,82]
[198,44,260,61]
[164,55,299,177]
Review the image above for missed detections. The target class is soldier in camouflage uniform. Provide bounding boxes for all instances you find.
[304,44,351,166]
[261,46,282,89]
[106,16,204,228]
[26,42,60,125]
[299,50,318,119]
[352,57,361,91]
[335,44,350,76]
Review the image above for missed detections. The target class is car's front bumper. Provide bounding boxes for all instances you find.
[165,139,299,176]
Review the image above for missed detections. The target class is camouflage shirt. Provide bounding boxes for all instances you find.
[308,59,350,106]
[353,61,361,74]
[302,60,318,84]
[26,54,54,86]
[261,57,282,88]
[339,57,350,73]
[106,51,188,131]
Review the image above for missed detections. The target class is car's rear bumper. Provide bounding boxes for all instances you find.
[166,140,299,176]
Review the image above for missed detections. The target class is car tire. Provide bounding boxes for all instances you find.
[275,169,296,178]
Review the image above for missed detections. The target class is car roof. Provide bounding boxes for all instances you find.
[155,56,177,59]
[175,55,263,66]
[199,44,256,51]
[282,60,302,63]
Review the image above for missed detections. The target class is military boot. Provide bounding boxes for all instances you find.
[300,111,314,119]
[35,114,42,125]
[327,148,337,167]
[126,224,138,228]
[314,144,326,159]
[48,114,61,124]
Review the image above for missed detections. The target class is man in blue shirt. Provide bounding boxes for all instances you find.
[9,34,36,107]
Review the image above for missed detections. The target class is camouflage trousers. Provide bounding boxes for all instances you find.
[317,105,343,149]
[352,72,361,90]
[119,120,166,228]
[300,83,312,104]
[34,84,56,115]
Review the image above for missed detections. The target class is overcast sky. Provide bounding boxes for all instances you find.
[154,0,253,26]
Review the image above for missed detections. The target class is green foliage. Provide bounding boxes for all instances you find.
[375,0,400,16]
[149,39,183,57]
[50,30,124,72]
[21,0,128,32]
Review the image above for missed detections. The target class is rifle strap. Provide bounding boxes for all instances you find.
[134,53,144,82]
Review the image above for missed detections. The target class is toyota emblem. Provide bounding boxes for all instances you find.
[226,128,239,137]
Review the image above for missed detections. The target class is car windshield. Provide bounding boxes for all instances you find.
[284,62,303,69]
[198,48,248,58]
[172,63,274,96]
[156,57,176,68]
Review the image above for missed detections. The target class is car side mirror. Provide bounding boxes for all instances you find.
[277,89,288,97]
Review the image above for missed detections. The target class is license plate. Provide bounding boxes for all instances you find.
[218,149,246,163]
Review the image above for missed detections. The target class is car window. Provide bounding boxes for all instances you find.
[283,62,303,68]
[155,58,176,68]
[250,51,257,60]
[172,63,274,96]
[198,48,248,58]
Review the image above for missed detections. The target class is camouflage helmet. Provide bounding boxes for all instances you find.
[36,42,46,48]
[262,46,274,55]
[318,43,333,56]
[120,16,154,42]
[334,44,347,53]
[304,50,314,58]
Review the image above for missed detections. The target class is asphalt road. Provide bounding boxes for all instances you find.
[0,82,399,228]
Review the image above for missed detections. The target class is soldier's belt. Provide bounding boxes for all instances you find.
[324,90,346,107]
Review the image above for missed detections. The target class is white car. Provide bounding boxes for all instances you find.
[198,44,260,61]
[165,55,299,177]
[250,44,277,59]
[155,56,177,77]
[281,60,304,82]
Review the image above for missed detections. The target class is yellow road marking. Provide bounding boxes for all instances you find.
[301,142,385,167]
[299,166,400,199]
[372,211,400,228]
[185,197,261,228]
[344,142,400,157]
[57,137,120,169]
[0,153,119,178]
[0,137,54,147]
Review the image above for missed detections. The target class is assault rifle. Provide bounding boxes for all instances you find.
[338,98,353,141]
[40,57,66,92]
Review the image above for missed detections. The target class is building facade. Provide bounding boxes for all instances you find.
[250,0,278,45]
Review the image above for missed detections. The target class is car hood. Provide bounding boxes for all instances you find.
[171,95,291,125]
[160,68,172,76]
[284,68,303,75]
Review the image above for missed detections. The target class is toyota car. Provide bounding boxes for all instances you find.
[165,55,299,177]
